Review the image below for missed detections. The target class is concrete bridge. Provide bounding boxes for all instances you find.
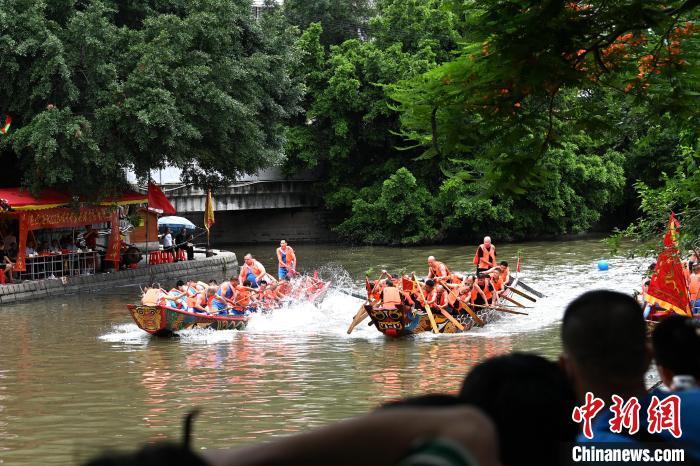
[135,167,335,244]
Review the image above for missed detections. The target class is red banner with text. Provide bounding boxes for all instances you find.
[15,206,116,272]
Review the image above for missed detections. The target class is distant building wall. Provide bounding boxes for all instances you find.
[183,208,336,244]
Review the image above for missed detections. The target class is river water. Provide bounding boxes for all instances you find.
[0,239,652,465]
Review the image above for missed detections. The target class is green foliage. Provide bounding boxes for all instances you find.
[335,168,438,244]
[283,0,372,47]
[391,0,700,193]
[284,0,459,225]
[0,0,302,197]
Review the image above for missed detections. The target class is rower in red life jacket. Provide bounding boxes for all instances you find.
[473,236,497,274]
[427,256,450,281]
[239,253,267,288]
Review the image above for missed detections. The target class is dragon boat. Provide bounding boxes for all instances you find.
[360,276,535,337]
[128,272,331,336]
[128,304,251,336]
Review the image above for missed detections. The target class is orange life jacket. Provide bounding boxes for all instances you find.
[236,286,251,307]
[473,244,496,269]
[499,267,509,285]
[690,274,700,299]
[382,287,402,309]
[492,275,504,291]
[242,261,264,277]
[278,246,296,267]
[430,261,450,278]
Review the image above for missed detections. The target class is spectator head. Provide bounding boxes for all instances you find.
[459,353,577,466]
[652,315,700,387]
[561,290,649,400]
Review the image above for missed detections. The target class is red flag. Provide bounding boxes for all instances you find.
[147,182,176,215]
[516,256,521,273]
[402,276,414,293]
[644,213,691,316]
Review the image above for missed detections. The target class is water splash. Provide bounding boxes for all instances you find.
[99,255,650,343]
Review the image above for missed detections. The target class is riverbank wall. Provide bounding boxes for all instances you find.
[0,251,238,304]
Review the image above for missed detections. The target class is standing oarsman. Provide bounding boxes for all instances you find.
[427,256,450,280]
[276,240,297,280]
[473,236,497,274]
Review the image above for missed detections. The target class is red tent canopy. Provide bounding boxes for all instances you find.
[0,187,147,211]
[0,188,71,211]
[147,182,176,215]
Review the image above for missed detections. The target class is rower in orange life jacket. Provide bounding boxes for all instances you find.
[689,264,700,314]
[239,253,266,288]
[473,236,497,274]
[427,256,450,281]
[276,240,297,280]
[380,280,402,310]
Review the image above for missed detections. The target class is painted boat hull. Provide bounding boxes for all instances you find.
[364,280,520,337]
[128,304,250,336]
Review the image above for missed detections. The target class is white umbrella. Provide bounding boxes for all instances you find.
[158,216,196,231]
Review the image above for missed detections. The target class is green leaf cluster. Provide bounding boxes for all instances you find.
[0,0,302,197]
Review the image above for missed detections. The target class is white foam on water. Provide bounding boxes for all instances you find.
[98,323,150,344]
[175,328,240,344]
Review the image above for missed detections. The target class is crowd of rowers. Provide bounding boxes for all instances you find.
[370,237,511,315]
[140,241,318,315]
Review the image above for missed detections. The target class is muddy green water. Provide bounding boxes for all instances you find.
[0,239,650,465]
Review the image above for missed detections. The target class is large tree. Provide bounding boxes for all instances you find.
[0,0,302,197]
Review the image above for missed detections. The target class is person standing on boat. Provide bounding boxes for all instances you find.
[427,256,450,280]
[473,236,497,274]
[239,254,266,288]
[276,240,297,280]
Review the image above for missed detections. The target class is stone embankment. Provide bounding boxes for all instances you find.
[0,251,238,304]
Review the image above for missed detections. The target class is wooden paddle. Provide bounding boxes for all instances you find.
[471,303,529,316]
[412,273,439,334]
[505,285,537,302]
[347,299,377,334]
[457,301,486,327]
[501,293,526,308]
[434,279,467,331]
